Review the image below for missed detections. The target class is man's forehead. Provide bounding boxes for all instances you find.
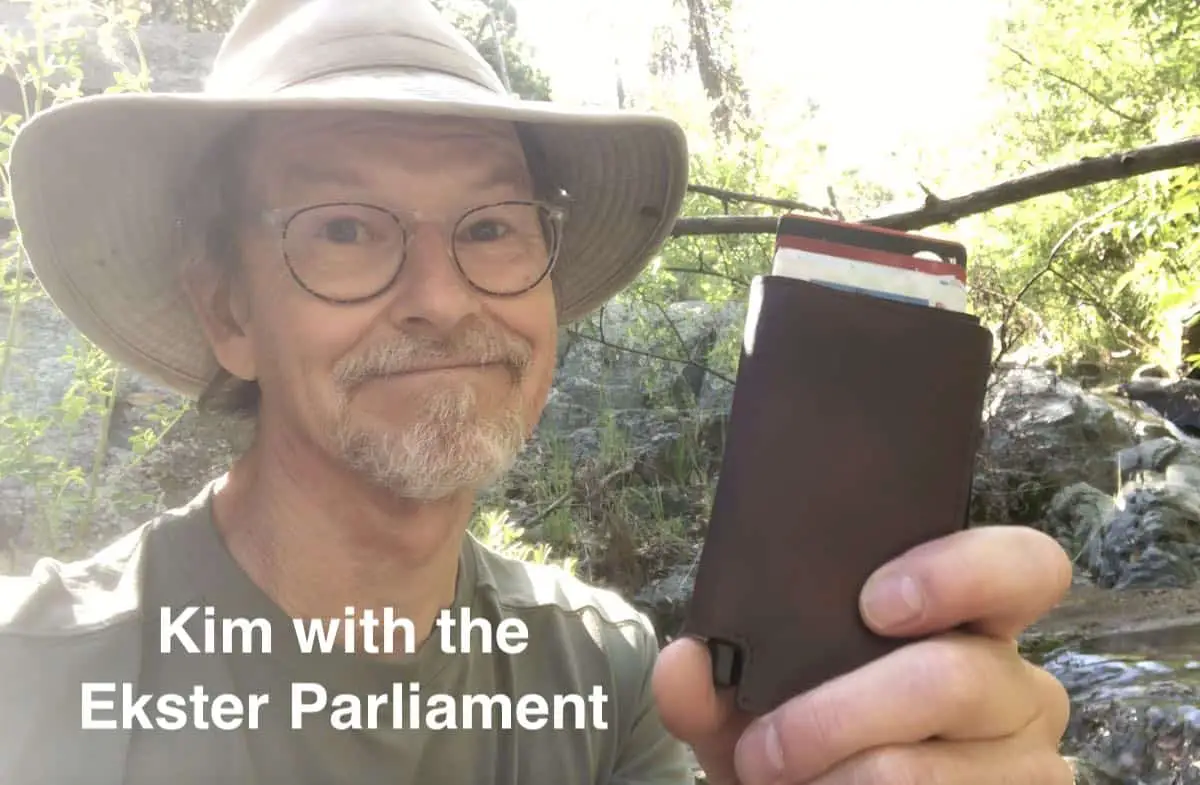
[236,109,528,184]
[246,110,524,151]
[237,110,532,192]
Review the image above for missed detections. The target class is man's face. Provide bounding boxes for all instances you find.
[212,111,559,500]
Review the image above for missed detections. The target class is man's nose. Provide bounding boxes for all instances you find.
[382,221,483,330]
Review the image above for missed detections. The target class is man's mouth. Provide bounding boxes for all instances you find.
[376,360,507,378]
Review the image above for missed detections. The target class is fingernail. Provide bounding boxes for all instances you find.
[862,572,924,629]
[735,717,784,784]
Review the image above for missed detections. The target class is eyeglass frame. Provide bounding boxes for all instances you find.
[255,197,570,306]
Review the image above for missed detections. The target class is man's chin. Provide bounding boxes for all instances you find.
[330,409,527,502]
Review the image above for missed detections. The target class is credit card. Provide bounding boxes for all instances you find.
[772,217,968,312]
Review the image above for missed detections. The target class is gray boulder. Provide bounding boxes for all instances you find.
[1045,432,1200,589]
[971,367,1159,525]
[545,299,743,432]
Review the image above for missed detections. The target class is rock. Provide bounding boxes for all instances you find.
[0,3,220,242]
[1043,645,1200,784]
[633,562,697,644]
[1118,437,1185,480]
[971,367,1142,524]
[136,21,221,92]
[979,368,1200,588]
[1085,480,1200,589]
[1043,482,1116,556]
[1043,433,1200,589]
[1169,462,1200,490]
[1134,363,1172,380]
[1120,379,1200,436]
[545,300,743,432]
[1067,756,1126,785]
[1067,360,1106,389]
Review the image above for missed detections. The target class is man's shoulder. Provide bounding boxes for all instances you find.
[0,482,219,641]
[0,500,206,782]
[468,535,658,655]
[0,524,149,639]
[0,492,207,639]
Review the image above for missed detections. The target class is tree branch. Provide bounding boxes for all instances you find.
[672,214,781,236]
[687,183,836,216]
[650,300,693,362]
[1001,45,1150,125]
[661,266,749,287]
[825,185,845,220]
[565,329,735,386]
[672,135,1200,236]
[998,196,1138,358]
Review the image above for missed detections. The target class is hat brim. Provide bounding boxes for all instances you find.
[7,69,689,398]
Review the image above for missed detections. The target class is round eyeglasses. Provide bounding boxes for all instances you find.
[263,200,567,304]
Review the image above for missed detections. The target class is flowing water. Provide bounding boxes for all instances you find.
[1039,623,1200,783]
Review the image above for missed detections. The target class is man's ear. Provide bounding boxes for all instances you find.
[180,259,258,383]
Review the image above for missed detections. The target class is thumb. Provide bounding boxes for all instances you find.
[652,637,752,785]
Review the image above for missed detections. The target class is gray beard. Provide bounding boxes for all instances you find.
[330,384,527,502]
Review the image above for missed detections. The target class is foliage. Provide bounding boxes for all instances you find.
[97,0,556,101]
[650,0,752,140]
[970,0,1200,372]
[0,0,187,565]
[430,0,552,101]
[470,507,577,575]
[100,0,236,31]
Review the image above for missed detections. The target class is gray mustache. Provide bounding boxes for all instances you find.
[334,329,532,388]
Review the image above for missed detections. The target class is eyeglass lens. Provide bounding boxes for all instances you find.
[282,201,559,301]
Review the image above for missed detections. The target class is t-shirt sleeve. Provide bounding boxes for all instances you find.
[608,618,695,785]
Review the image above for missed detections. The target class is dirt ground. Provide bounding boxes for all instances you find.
[1029,584,1200,639]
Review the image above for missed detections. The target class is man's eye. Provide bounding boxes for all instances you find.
[462,219,511,243]
[321,218,367,244]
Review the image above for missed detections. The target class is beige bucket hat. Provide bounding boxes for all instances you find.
[6,0,689,398]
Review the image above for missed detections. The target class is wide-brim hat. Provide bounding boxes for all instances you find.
[7,0,689,398]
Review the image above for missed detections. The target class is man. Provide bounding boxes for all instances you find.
[0,0,1074,783]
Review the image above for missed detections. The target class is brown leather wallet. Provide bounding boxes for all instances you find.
[682,273,993,716]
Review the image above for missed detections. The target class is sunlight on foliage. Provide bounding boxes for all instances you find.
[0,0,187,561]
[964,0,1200,371]
[471,508,578,576]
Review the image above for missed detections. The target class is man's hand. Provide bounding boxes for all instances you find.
[652,526,1074,785]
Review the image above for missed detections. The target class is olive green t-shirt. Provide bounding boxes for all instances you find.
[118,488,692,785]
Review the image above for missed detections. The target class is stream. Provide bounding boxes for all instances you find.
[1037,623,1200,783]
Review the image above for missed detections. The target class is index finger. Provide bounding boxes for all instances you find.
[858,525,1072,640]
